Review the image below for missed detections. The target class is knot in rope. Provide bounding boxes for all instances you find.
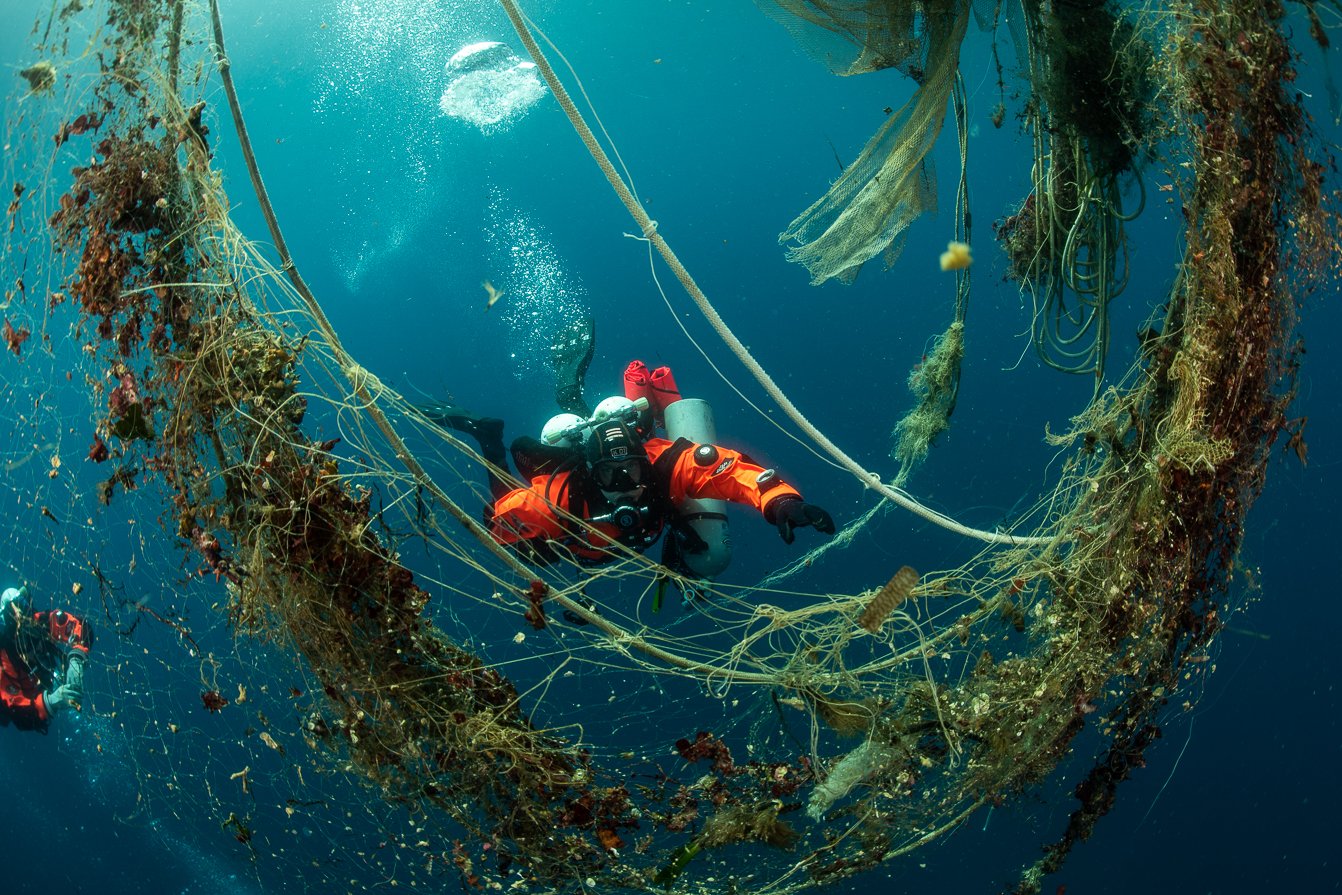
[622,220,659,241]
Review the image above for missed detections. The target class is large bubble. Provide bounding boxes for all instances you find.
[439,41,547,133]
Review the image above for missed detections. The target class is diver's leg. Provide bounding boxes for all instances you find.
[421,405,512,500]
[551,314,596,417]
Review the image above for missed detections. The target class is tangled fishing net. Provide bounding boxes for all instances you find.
[1,1,1337,893]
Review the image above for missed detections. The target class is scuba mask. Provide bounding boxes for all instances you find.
[586,419,650,496]
[592,457,648,493]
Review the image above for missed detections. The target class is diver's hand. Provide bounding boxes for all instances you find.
[771,498,836,544]
[44,678,83,716]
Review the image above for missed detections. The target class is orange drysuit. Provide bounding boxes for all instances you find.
[0,609,90,733]
[490,436,801,565]
[0,645,53,732]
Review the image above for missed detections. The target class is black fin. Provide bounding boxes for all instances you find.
[551,315,596,417]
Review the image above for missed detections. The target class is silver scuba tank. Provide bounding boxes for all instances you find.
[662,398,732,579]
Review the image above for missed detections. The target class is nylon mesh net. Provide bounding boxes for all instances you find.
[1,1,1337,893]
[758,0,997,284]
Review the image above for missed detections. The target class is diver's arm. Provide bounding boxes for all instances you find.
[665,443,802,516]
[0,651,52,731]
[491,489,564,542]
[488,479,573,566]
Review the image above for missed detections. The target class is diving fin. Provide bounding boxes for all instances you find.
[420,402,504,443]
[551,314,596,417]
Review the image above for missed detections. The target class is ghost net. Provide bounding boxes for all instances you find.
[0,1,1336,894]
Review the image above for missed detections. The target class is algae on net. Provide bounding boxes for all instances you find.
[0,0,1336,893]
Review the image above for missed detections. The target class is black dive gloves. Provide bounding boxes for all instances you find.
[770,497,836,544]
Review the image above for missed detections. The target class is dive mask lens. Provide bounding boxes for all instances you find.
[595,460,644,491]
[593,462,618,489]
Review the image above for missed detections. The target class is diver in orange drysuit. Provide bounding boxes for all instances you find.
[0,586,91,733]
[429,400,835,573]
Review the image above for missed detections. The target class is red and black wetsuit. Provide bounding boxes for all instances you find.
[489,436,801,565]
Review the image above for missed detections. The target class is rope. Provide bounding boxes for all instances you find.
[207,2,543,584]
[499,0,1049,548]
[205,0,800,685]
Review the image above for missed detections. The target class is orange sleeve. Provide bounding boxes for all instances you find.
[0,649,51,730]
[656,440,801,517]
[490,475,569,545]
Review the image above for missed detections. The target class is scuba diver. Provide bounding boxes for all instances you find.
[421,316,835,577]
[0,585,91,733]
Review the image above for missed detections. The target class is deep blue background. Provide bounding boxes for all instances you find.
[1,1,1338,893]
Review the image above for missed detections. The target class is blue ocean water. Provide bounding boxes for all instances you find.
[1,1,1338,893]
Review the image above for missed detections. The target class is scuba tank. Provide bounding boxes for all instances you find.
[662,397,732,579]
[625,361,732,580]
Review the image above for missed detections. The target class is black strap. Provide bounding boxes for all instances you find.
[643,437,692,517]
[652,438,694,486]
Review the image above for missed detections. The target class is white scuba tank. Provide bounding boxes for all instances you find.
[662,398,732,579]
